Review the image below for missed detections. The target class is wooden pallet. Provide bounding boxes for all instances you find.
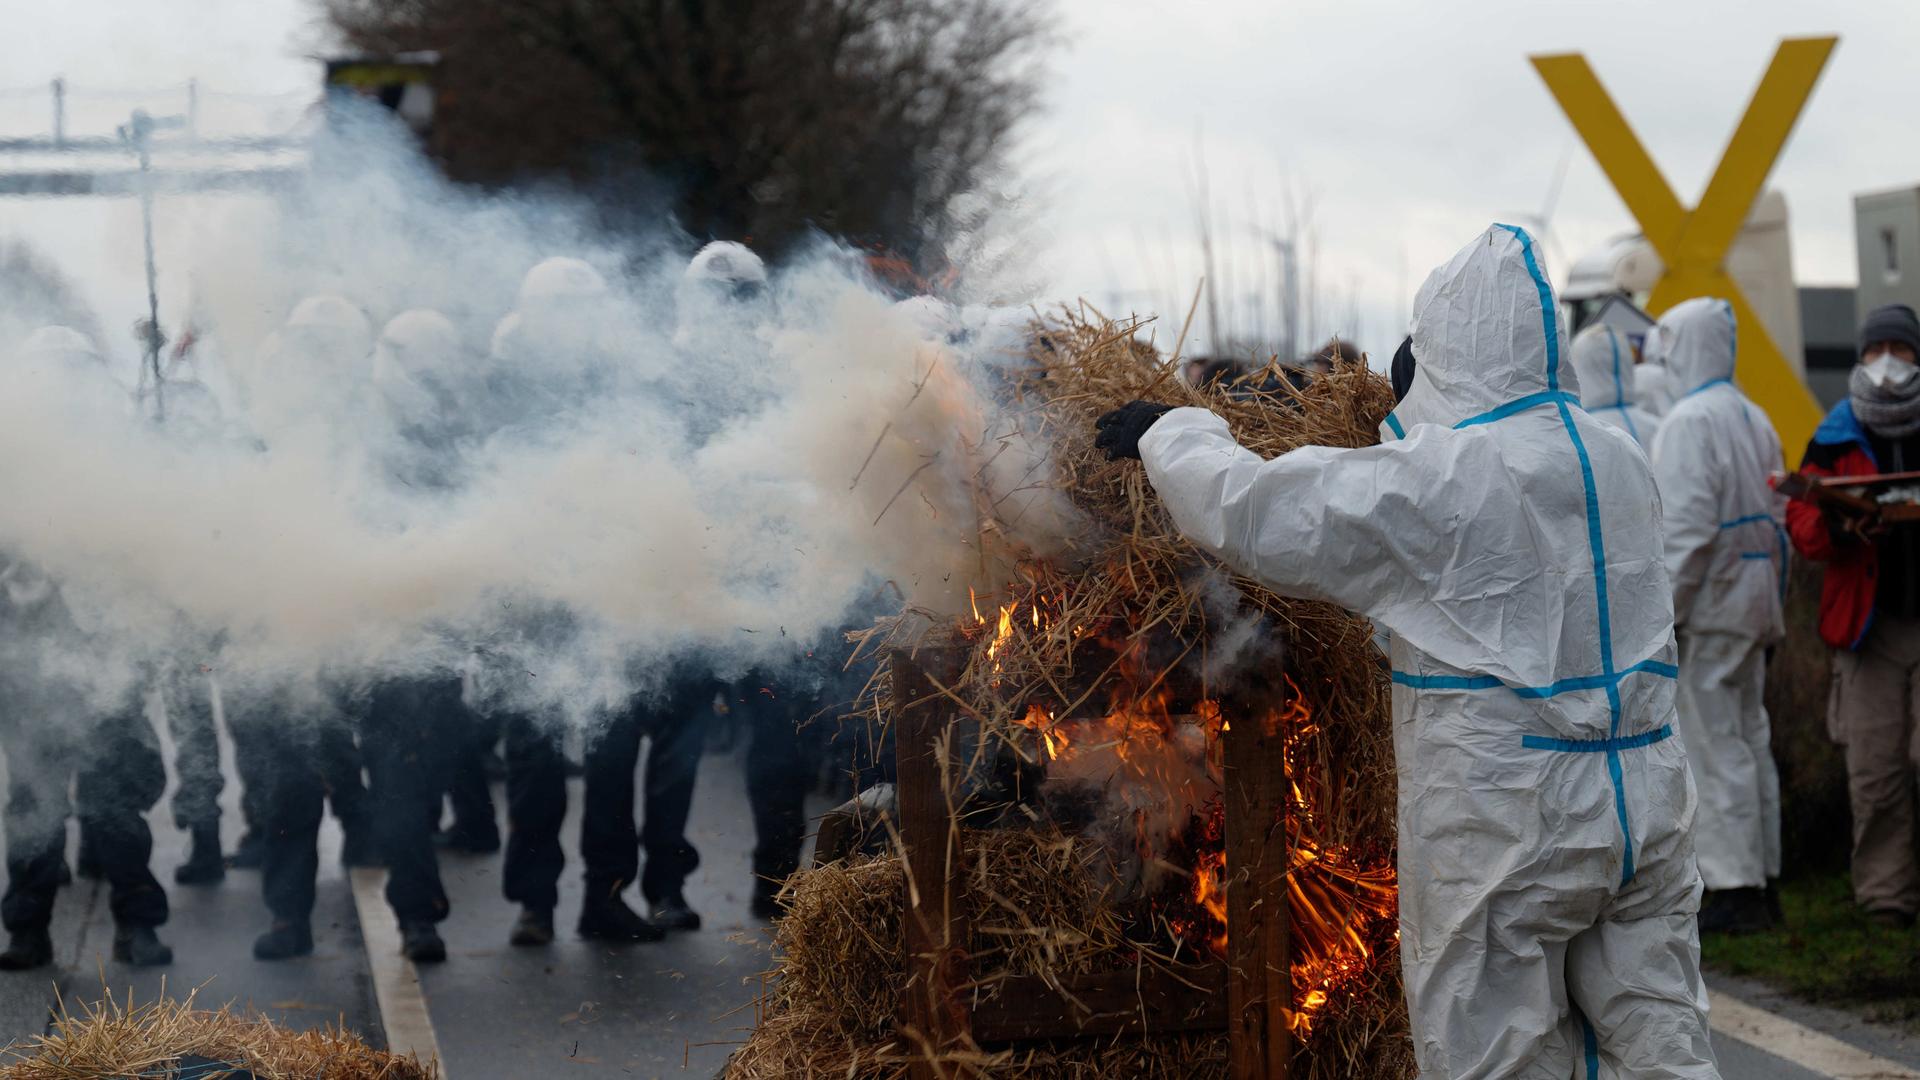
[887,646,1291,1080]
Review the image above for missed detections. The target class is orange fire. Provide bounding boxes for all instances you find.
[980,578,1399,1039]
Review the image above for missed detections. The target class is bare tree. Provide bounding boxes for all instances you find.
[325,0,1051,268]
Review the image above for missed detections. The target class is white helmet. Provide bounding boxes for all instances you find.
[683,241,767,293]
[19,324,102,368]
[376,309,461,373]
[281,294,373,367]
[286,294,373,339]
[518,257,607,307]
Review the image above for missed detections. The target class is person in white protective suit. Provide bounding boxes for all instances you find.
[1572,323,1662,448]
[1646,297,1787,936]
[1098,225,1718,1079]
[1636,325,1679,418]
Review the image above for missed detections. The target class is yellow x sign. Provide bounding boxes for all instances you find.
[1532,37,1837,464]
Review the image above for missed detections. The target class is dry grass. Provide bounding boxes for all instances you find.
[737,309,1411,1078]
[1,985,436,1079]
[768,829,1129,1039]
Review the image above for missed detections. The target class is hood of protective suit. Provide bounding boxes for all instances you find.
[1570,323,1637,410]
[1654,297,1736,397]
[1390,225,1577,433]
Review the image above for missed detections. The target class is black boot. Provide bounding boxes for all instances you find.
[0,928,53,971]
[750,882,785,921]
[1765,879,1785,927]
[174,825,226,886]
[578,894,665,943]
[226,830,265,870]
[112,925,173,967]
[1698,888,1772,935]
[400,921,446,963]
[253,921,314,961]
[649,891,702,933]
[509,907,554,947]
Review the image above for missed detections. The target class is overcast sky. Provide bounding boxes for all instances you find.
[2,0,1916,360]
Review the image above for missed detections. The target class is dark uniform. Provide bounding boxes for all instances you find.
[0,565,172,969]
[501,663,711,940]
[163,658,226,884]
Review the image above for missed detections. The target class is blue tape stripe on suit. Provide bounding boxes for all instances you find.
[1389,656,1675,698]
[1498,222,1640,887]
[1608,331,1641,443]
[1582,1009,1602,1080]
[1385,413,1405,439]
[1454,390,1580,429]
[1683,376,1731,400]
[1522,724,1673,754]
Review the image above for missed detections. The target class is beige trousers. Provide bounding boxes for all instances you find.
[1831,616,1920,915]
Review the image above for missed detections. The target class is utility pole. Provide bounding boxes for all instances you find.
[51,77,65,148]
[118,108,183,421]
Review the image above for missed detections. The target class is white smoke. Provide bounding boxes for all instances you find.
[0,114,1081,728]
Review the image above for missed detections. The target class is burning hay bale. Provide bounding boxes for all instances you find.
[768,829,1129,1037]
[0,987,437,1079]
[731,307,1415,1078]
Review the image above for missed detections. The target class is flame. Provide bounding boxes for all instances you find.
[1015,703,1071,761]
[1155,688,1398,1038]
[981,574,1399,1040]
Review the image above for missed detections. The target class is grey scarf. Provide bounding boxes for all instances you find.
[1850,363,1920,438]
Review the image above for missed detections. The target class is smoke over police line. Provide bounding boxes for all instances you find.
[0,117,1074,726]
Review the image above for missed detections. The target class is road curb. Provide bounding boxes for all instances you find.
[1712,988,1920,1079]
[349,867,446,1075]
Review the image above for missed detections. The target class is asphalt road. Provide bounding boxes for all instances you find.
[0,725,1913,1079]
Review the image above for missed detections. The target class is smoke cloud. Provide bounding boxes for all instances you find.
[0,111,1081,728]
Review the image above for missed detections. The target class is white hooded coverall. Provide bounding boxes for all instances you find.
[1572,324,1662,448]
[1139,226,1716,1079]
[1646,298,1786,893]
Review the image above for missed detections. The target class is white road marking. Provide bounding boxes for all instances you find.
[349,867,447,1075]
[1711,989,1920,1079]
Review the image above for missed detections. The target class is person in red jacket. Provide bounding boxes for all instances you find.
[1786,302,1920,927]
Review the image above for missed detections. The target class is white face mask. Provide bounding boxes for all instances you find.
[1864,350,1920,390]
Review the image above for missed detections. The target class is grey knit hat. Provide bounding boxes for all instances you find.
[1861,303,1920,358]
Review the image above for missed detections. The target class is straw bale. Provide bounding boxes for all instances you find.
[771,828,1126,1037]
[1,985,436,1079]
[753,309,1414,1077]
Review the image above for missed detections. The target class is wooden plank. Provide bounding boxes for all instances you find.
[970,964,1227,1041]
[1224,701,1292,1079]
[891,647,972,1078]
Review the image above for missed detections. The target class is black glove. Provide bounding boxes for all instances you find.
[1093,401,1175,461]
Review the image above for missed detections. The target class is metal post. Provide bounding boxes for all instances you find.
[125,110,165,421]
[51,78,64,148]
[186,78,198,139]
